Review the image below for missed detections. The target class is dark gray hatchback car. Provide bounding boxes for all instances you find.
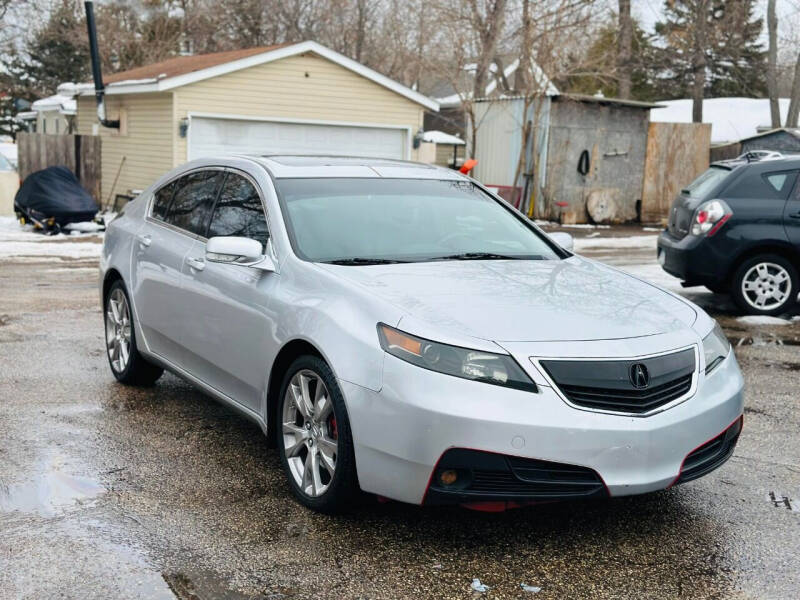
[657,157,800,315]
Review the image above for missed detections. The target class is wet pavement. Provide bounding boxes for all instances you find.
[1,229,799,599]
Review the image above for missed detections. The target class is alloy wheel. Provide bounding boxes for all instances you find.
[741,262,792,311]
[282,369,339,497]
[105,288,132,373]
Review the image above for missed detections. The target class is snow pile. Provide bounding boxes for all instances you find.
[0,217,102,261]
[573,235,658,251]
[737,315,798,326]
[653,98,793,144]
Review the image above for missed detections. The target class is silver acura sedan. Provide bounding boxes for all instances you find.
[101,156,744,513]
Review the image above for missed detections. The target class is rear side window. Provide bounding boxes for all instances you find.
[165,170,224,235]
[152,181,176,220]
[724,169,798,201]
[207,173,269,249]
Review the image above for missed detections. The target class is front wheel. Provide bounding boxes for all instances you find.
[104,280,164,385]
[277,355,359,513]
[731,254,799,316]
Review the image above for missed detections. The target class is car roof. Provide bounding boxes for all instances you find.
[246,154,468,180]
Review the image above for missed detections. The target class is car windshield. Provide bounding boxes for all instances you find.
[275,178,561,264]
[683,166,730,198]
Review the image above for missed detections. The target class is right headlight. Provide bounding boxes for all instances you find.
[702,322,730,374]
[377,323,537,392]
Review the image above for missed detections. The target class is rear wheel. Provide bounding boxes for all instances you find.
[104,280,163,385]
[277,355,359,513]
[731,254,799,316]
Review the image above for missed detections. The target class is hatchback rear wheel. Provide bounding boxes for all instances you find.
[277,355,359,513]
[732,254,798,316]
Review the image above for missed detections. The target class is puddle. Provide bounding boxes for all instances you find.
[163,569,290,600]
[0,450,105,516]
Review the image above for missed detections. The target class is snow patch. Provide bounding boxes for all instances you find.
[0,217,102,260]
[654,97,794,144]
[574,235,658,251]
[737,315,795,326]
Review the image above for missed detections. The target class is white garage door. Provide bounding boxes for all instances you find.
[189,116,407,160]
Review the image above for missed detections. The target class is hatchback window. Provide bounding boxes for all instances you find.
[165,170,224,235]
[276,178,561,263]
[683,166,730,198]
[207,173,269,249]
[724,169,798,200]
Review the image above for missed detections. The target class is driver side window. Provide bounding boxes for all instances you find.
[207,173,269,250]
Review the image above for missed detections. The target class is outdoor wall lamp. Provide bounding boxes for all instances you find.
[179,118,189,138]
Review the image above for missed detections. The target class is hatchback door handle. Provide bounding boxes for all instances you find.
[186,257,205,271]
[137,234,152,247]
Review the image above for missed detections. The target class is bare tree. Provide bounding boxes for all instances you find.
[787,55,800,128]
[507,0,598,217]
[469,0,508,103]
[767,0,780,128]
[691,0,709,123]
[616,0,632,99]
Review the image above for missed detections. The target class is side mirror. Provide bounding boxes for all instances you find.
[549,231,574,252]
[206,236,275,271]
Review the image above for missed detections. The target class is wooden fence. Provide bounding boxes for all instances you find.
[17,133,102,203]
[640,122,711,224]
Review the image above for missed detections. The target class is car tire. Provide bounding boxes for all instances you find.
[731,254,799,316]
[277,355,359,513]
[104,279,164,386]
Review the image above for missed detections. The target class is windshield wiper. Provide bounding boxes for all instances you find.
[323,257,409,266]
[427,252,540,261]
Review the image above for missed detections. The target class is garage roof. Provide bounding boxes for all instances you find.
[78,41,439,111]
[103,45,287,84]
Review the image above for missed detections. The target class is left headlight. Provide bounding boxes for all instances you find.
[702,322,730,374]
[377,323,537,392]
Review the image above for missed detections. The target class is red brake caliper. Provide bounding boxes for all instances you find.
[328,415,338,440]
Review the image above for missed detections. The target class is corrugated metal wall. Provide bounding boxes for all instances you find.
[472,99,522,186]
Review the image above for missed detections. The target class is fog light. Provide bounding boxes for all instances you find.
[439,469,458,486]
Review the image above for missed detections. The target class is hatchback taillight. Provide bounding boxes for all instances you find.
[691,199,732,237]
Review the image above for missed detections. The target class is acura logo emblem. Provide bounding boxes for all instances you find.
[629,363,650,388]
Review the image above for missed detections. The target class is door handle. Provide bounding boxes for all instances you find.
[789,212,800,219]
[186,257,205,271]
[137,234,152,247]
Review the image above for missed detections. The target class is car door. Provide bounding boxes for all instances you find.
[132,169,223,366]
[783,170,800,248]
[720,167,798,241]
[181,170,279,413]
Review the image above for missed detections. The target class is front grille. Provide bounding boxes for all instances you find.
[677,417,742,484]
[558,373,693,414]
[425,449,607,505]
[540,348,696,415]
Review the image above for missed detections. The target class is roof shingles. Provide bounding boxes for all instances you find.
[103,44,288,84]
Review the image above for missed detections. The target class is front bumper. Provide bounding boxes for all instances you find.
[657,230,729,287]
[342,349,744,505]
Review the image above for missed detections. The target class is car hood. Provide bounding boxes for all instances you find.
[317,257,696,342]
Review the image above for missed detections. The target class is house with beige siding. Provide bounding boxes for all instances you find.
[75,41,438,201]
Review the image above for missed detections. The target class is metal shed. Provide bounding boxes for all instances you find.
[471,94,660,223]
[740,128,800,155]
